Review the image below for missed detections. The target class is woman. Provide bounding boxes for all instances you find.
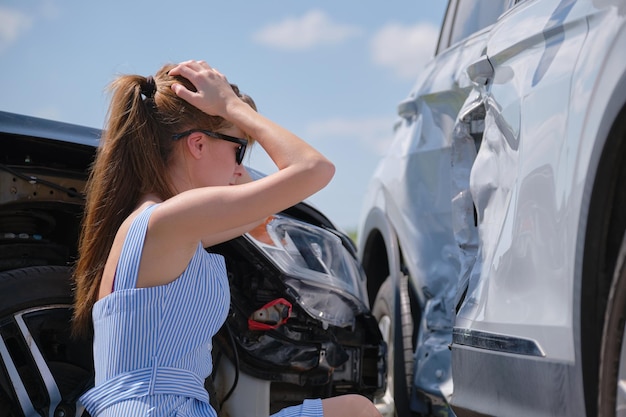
[72,60,381,417]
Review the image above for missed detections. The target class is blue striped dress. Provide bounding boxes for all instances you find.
[79,204,322,417]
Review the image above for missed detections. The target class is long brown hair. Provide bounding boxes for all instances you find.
[72,63,254,336]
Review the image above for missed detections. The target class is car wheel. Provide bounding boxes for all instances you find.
[0,266,93,417]
[599,233,626,417]
[372,275,415,417]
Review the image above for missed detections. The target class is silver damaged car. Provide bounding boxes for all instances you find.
[358,0,626,416]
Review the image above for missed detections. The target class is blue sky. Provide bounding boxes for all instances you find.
[0,1,446,232]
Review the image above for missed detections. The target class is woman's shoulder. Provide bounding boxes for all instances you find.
[115,201,161,238]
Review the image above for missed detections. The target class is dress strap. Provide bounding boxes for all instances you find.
[113,204,159,291]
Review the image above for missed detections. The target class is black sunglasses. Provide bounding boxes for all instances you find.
[172,129,248,165]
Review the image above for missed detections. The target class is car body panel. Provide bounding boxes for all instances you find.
[358,16,497,409]
[452,1,626,414]
[455,0,592,361]
[457,0,625,354]
[0,111,101,147]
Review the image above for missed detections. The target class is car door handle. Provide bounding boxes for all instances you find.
[466,55,494,86]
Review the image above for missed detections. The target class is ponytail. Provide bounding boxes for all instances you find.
[72,64,252,336]
[73,74,175,336]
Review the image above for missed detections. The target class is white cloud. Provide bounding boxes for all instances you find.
[370,22,439,80]
[305,116,396,156]
[0,6,33,53]
[253,10,363,50]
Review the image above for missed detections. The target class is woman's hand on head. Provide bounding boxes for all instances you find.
[169,60,240,118]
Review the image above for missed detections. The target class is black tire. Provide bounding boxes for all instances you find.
[0,266,93,417]
[599,233,626,416]
[0,266,73,316]
[372,275,415,417]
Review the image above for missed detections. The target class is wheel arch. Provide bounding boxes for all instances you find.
[579,70,626,416]
[359,207,402,313]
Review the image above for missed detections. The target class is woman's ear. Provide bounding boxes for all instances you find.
[185,133,206,160]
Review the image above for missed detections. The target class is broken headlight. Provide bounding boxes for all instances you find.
[246,215,368,328]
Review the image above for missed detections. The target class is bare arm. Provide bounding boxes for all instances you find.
[200,167,266,247]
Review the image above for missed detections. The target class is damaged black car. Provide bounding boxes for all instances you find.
[0,111,386,417]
